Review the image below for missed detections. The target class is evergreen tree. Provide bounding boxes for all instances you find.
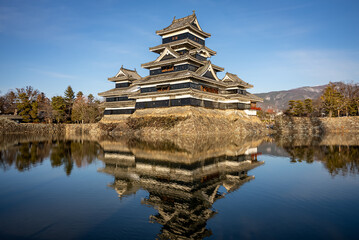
[335,92,344,117]
[51,96,66,123]
[286,100,296,116]
[29,101,39,122]
[321,83,341,117]
[64,86,75,103]
[304,99,313,117]
[16,86,39,122]
[293,100,304,117]
[17,92,32,122]
[64,86,75,122]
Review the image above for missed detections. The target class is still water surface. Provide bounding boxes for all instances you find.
[0,134,359,239]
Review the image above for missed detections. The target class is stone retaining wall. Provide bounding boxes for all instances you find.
[109,106,266,138]
[274,116,359,135]
[1,107,266,138]
[0,118,64,135]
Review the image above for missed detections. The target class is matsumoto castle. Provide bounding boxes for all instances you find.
[99,11,262,117]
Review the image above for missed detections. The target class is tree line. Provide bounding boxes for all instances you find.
[0,86,103,123]
[285,82,359,117]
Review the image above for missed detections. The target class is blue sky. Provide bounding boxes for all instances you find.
[0,0,358,97]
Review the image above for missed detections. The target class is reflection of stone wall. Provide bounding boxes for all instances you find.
[275,132,359,147]
[275,116,359,135]
[64,124,101,138]
[98,135,267,163]
[320,133,359,146]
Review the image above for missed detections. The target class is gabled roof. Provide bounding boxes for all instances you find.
[136,71,193,85]
[156,11,211,38]
[149,38,216,55]
[141,55,224,72]
[195,61,221,81]
[154,47,180,62]
[108,66,142,82]
[98,85,141,97]
[189,47,212,58]
[142,54,201,69]
[222,73,253,89]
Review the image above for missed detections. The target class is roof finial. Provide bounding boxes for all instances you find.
[121,65,123,69]
[134,68,136,71]
[173,16,176,21]
[192,10,195,15]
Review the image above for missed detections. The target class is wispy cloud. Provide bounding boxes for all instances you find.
[277,49,359,82]
[28,68,77,80]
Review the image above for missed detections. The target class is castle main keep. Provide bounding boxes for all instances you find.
[99,11,262,117]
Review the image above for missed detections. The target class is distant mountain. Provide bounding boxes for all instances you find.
[255,84,329,111]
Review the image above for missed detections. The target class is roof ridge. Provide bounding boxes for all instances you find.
[122,68,137,72]
[156,11,210,37]
[172,12,195,23]
[223,72,253,87]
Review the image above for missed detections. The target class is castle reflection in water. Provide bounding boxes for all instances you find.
[97,138,264,239]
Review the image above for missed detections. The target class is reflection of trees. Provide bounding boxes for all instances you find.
[286,146,315,164]
[0,142,51,171]
[0,138,101,175]
[319,146,359,176]
[71,141,99,167]
[278,134,359,176]
[50,141,73,175]
[50,140,100,175]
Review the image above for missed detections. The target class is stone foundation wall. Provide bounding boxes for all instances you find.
[320,117,359,133]
[1,107,266,138]
[110,106,265,138]
[274,116,359,135]
[0,118,64,135]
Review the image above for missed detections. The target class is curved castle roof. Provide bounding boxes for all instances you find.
[156,11,211,38]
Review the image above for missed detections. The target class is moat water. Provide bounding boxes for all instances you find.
[0,134,359,240]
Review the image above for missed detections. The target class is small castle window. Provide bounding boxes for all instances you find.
[200,85,218,94]
[161,65,174,72]
[157,85,170,92]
